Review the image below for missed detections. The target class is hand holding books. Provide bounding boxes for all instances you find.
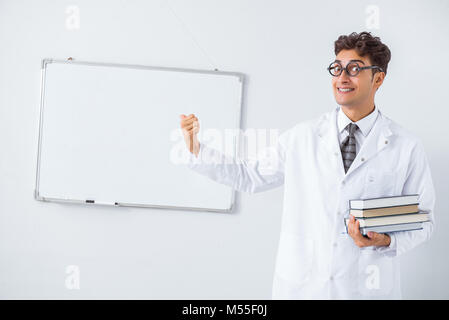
[347,214,391,248]
[344,194,429,248]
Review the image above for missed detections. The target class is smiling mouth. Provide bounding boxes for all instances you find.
[338,88,355,93]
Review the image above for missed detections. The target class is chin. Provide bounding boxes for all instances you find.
[334,98,350,106]
[335,97,356,107]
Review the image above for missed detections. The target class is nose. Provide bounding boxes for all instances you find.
[338,68,351,82]
[335,70,352,86]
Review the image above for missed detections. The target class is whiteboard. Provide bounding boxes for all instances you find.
[35,59,244,212]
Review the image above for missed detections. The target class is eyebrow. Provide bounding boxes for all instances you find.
[334,59,365,65]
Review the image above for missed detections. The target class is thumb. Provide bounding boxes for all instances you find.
[367,231,380,240]
[180,114,186,120]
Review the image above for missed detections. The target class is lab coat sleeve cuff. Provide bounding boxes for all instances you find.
[375,232,397,257]
[185,142,218,167]
[186,142,204,166]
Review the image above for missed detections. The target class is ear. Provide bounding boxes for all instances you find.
[373,72,385,90]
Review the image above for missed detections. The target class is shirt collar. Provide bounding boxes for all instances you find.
[337,105,379,137]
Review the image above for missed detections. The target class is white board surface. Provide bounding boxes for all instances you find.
[35,59,244,212]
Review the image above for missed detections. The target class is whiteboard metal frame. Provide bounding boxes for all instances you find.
[34,58,245,213]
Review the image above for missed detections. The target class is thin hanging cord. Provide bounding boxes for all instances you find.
[163,0,219,70]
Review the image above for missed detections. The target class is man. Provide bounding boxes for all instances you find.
[179,32,435,299]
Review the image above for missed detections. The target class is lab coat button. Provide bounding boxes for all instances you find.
[361,157,365,161]
[385,140,388,144]
[333,242,338,247]
[329,275,334,281]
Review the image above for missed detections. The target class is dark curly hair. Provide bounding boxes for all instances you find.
[334,31,391,76]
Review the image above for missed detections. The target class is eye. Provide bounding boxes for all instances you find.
[348,63,360,75]
[329,63,342,75]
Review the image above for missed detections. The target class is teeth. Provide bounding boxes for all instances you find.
[338,88,354,92]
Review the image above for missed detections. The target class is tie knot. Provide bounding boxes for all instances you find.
[346,123,359,135]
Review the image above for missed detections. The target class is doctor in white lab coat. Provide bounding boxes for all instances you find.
[179,32,435,299]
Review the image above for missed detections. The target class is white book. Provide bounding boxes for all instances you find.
[360,222,423,235]
[349,194,419,210]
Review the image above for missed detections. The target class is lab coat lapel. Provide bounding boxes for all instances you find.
[317,107,345,178]
[345,111,393,177]
[317,107,394,179]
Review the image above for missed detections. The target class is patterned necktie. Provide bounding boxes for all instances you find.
[341,123,359,173]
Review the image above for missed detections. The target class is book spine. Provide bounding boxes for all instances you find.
[350,202,419,210]
[353,211,421,219]
[361,227,423,236]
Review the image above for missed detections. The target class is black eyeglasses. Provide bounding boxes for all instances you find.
[327,61,383,77]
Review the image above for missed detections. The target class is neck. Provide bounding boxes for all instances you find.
[341,101,375,122]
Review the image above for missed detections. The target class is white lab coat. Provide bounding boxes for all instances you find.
[185,106,435,299]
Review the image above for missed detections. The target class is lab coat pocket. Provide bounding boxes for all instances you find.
[357,247,394,297]
[275,232,314,286]
[364,169,397,198]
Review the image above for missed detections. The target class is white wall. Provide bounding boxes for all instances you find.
[0,0,448,299]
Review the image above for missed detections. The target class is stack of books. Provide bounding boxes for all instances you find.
[344,194,429,235]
